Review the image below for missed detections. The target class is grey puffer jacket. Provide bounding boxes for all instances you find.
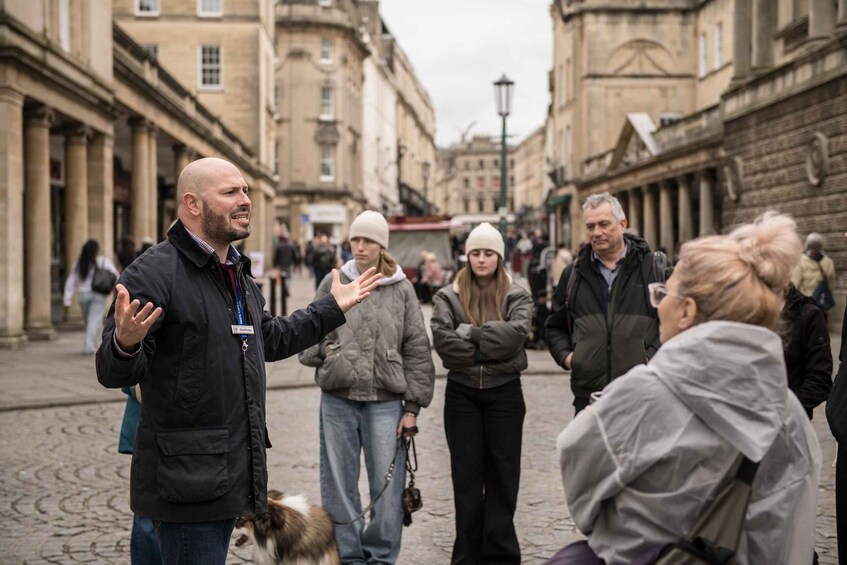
[299,261,435,413]
[431,279,533,389]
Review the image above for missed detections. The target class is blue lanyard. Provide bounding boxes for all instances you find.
[234,274,248,351]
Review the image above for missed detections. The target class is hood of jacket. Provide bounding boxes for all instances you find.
[341,259,406,286]
[649,320,788,461]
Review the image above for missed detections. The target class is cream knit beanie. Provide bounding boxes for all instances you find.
[465,222,504,259]
[349,210,389,248]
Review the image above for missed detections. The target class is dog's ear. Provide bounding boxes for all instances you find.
[267,489,284,500]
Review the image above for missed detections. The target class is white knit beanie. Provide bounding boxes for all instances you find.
[349,210,389,248]
[465,222,504,259]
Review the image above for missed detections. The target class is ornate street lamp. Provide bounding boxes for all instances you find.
[422,160,431,214]
[494,74,514,236]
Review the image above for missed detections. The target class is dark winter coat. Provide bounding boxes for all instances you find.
[96,220,345,523]
[545,234,660,399]
[431,279,533,389]
[782,284,833,418]
[826,305,847,444]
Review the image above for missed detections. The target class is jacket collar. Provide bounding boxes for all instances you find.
[167,220,254,277]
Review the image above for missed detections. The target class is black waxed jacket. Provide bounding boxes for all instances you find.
[96,220,345,523]
[782,284,833,418]
[545,234,660,399]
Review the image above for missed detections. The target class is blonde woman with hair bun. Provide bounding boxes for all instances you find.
[548,212,822,564]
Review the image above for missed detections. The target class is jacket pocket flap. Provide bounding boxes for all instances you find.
[157,429,229,456]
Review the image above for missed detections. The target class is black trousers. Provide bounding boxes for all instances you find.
[444,379,526,565]
[838,444,847,565]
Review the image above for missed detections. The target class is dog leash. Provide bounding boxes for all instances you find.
[331,437,405,526]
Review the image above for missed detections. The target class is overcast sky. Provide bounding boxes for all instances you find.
[380,0,553,149]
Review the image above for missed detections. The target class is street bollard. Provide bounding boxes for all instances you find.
[269,274,278,316]
[280,272,288,316]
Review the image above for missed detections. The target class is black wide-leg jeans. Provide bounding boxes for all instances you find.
[444,378,526,565]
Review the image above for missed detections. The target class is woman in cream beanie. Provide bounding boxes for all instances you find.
[430,221,533,564]
[299,209,435,562]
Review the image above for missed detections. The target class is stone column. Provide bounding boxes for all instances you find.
[173,143,191,187]
[63,125,90,326]
[87,132,114,262]
[148,124,158,241]
[0,87,27,349]
[810,0,837,38]
[838,0,847,26]
[642,185,658,250]
[627,188,642,236]
[129,117,150,247]
[678,175,694,244]
[24,105,56,340]
[752,0,775,69]
[659,181,675,257]
[699,172,715,236]
[732,0,752,82]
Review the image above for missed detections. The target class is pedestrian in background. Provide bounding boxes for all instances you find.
[793,232,837,314]
[312,233,336,289]
[550,212,821,564]
[118,385,162,565]
[780,282,833,419]
[63,239,119,355]
[117,235,136,272]
[431,222,532,565]
[96,157,380,565]
[548,243,574,289]
[299,210,435,564]
[273,234,297,277]
[545,192,661,414]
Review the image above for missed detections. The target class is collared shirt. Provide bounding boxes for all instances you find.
[592,240,629,292]
[184,227,241,265]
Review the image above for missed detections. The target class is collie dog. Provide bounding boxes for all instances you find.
[235,490,340,565]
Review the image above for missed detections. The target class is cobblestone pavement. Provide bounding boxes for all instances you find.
[0,375,839,564]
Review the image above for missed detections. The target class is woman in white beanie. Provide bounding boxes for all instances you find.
[299,210,435,564]
[430,222,533,565]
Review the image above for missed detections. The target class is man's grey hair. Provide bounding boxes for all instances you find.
[805,232,824,251]
[583,192,626,222]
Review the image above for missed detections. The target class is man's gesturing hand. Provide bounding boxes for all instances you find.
[330,267,382,313]
[114,283,163,350]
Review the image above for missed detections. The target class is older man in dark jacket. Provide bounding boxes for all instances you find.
[96,157,380,564]
[545,192,661,414]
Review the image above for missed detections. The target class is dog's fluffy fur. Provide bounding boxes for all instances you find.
[235,490,340,565]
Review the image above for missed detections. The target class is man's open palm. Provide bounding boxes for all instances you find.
[114,283,163,350]
[330,267,381,312]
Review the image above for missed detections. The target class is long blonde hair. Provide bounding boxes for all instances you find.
[674,212,801,331]
[376,249,397,278]
[455,257,510,326]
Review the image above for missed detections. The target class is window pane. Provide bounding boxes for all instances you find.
[320,86,333,117]
[201,45,221,87]
[138,0,159,12]
[200,0,222,13]
[320,38,332,62]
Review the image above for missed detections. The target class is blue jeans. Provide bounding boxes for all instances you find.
[320,393,405,564]
[78,290,106,354]
[153,518,236,565]
[131,514,162,564]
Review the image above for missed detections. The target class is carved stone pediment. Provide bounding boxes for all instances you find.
[608,39,673,76]
[609,113,660,171]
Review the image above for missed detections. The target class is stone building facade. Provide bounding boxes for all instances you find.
[0,1,275,349]
[435,135,516,220]
[513,126,547,228]
[274,0,435,242]
[547,0,847,330]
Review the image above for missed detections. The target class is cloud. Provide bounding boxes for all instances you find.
[380,0,552,147]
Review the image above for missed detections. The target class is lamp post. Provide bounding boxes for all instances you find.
[422,160,431,215]
[494,74,514,237]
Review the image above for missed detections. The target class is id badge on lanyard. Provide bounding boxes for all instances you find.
[231,276,252,352]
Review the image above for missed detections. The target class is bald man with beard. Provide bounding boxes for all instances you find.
[96,158,381,564]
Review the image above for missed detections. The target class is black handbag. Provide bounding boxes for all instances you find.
[91,260,117,295]
[402,436,423,526]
